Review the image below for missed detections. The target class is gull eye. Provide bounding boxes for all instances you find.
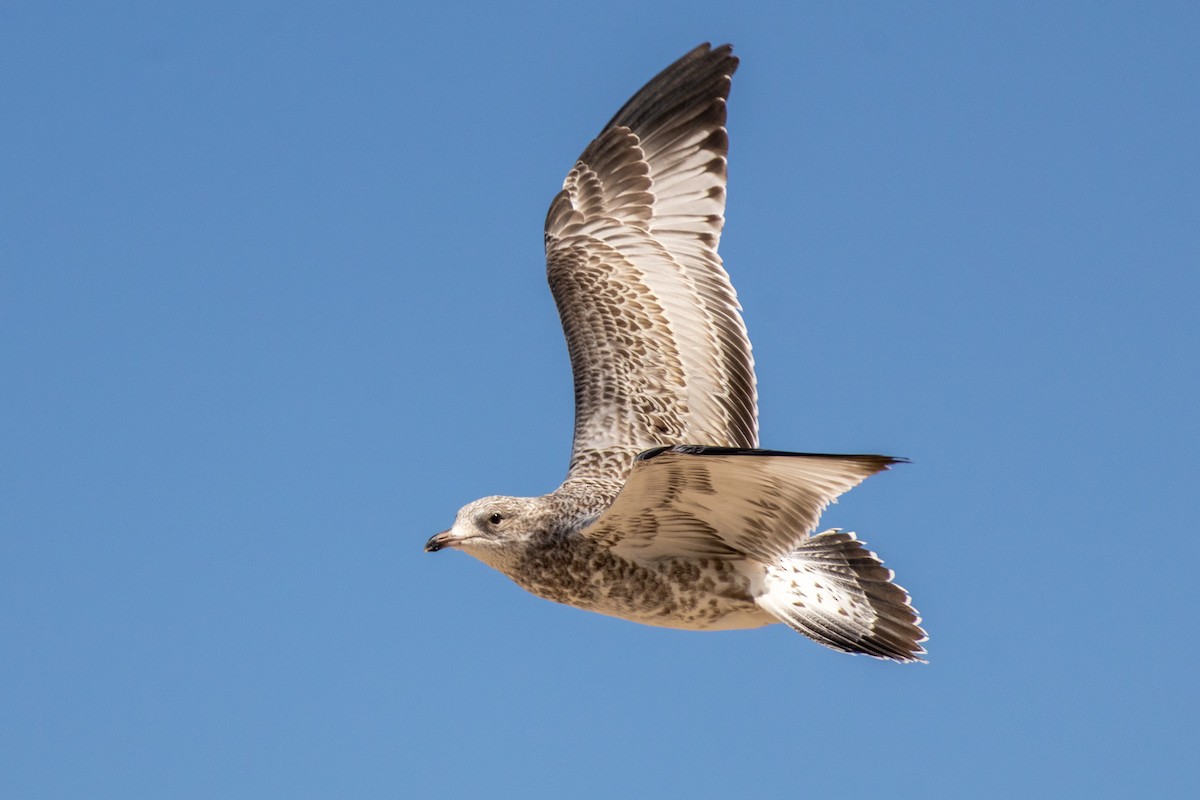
[488,513,504,525]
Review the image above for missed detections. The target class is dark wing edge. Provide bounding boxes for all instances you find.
[637,444,909,468]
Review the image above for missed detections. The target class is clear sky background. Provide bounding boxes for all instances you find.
[3,2,1198,798]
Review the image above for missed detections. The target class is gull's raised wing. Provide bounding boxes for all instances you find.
[545,44,757,483]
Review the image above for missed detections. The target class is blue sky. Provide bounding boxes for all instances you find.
[3,1,1198,797]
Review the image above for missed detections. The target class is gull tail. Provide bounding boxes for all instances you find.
[756,530,927,662]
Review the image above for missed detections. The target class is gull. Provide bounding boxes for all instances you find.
[425,43,926,661]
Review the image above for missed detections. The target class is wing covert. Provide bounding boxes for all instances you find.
[581,446,905,563]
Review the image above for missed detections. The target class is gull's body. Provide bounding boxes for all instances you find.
[427,44,926,661]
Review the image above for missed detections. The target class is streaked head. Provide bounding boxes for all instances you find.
[425,495,542,567]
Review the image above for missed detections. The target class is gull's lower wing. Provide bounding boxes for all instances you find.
[582,445,905,563]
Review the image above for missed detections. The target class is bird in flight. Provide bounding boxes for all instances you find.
[426,43,926,661]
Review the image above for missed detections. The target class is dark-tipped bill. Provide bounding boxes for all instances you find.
[424,531,455,553]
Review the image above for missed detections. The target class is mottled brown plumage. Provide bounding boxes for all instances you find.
[427,44,927,662]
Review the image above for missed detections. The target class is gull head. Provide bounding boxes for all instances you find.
[425,495,544,569]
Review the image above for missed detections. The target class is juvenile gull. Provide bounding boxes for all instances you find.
[426,43,926,661]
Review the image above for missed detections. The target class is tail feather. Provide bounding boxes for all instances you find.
[756,529,927,662]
